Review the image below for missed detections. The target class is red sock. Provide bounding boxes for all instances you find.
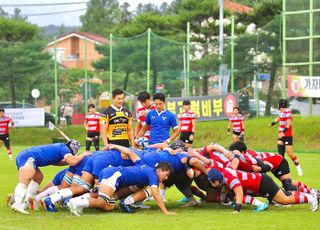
[7,148,12,155]
[296,181,312,190]
[293,192,309,204]
[244,195,254,204]
[291,156,300,166]
[299,187,311,194]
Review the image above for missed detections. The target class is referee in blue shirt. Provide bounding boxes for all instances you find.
[135,93,179,145]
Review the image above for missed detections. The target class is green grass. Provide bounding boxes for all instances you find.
[9,116,320,152]
[1,146,319,230]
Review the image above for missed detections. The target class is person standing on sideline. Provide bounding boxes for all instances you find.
[269,99,303,176]
[63,104,73,126]
[0,108,15,160]
[227,107,245,142]
[177,100,196,148]
[135,91,155,140]
[84,104,101,151]
[100,89,134,147]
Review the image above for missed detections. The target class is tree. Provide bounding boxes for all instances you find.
[0,18,51,107]
[120,2,132,24]
[11,8,27,21]
[0,7,8,17]
[80,0,121,35]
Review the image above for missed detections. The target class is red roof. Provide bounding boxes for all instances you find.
[56,31,108,44]
[224,0,252,13]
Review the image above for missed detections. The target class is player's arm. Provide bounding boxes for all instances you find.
[241,119,245,135]
[135,121,142,137]
[229,152,240,169]
[100,114,109,146]
[227,120,232,135]
[64,151,92,166]
[269,117,279,127]
[206,144,232,159]
[109,144,140,162]
[135,124,148,141]
[165,115,179,143]
[127,117,135,146]
[169,127,179,142]
[84,118,88,131]
[150,186,176,215]
[187,148,211,165]
[190,118,196,141]
[232,185,244,213]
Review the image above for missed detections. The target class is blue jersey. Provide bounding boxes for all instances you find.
[146,109,178,144]
[16,143,71,168]
[52,168,68,186]
[82,150,134,178]
[99,160,158,188]
[141,150,189,172]
[68,156,91,176]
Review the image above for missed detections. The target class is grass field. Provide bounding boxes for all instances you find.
[0,146,319,230]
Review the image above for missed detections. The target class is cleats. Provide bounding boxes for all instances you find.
[29,197,39,210]
[178,197,189,203]
[11,203,29,214]
[42,197,57,212]
[6,194,14,207]
[68,202,80,217]
[255,203,268,212]
[119,201,134,213]
[310,196,319,212]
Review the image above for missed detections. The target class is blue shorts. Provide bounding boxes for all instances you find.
[52,168,68,186]
[16,150,37,169]
[98,167,122,190]
[82,157,94,175]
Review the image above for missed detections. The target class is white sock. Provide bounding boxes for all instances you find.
[124,196,135,205]
[304,193,315,204]
[252,198,264,206]
[25,180,39,201]
[50,188,73,204]
[14,183,27,205]
[70,193,91,202]
[73,198,89,208]
[35,186,59,202]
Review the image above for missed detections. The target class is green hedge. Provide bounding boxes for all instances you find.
[9,116,320,152]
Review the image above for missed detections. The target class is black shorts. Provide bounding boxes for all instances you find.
[258,174,280,201]
[180,132,194,144]
[108,139,130,147]
[0,134,9,141]
[278,136,293,146]
[87,132,100,139]
[272,158,290,178]
[233,131,241,136]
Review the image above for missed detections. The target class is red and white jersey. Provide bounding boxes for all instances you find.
[207,151,231,168]
[213,166,262,195]
[236,154,259,172]
[278,108,292,136]
[246,149,283,171]
[178,111,196,132]
[136,105,155,139]
[85,112,101,133]
[0,116,12,135]
[229,114,244,132]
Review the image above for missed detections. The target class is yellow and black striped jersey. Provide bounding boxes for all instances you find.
[100,106,132,141]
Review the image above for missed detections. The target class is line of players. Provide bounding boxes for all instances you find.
[8,138,319,215]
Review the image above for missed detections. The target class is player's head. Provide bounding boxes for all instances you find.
[278,99,288,109]
[229,141,247,153]
[155,162,174,182]
[0,108,4,116]
[112,89,125,108]
[66,139,81,155]
[233,106,240,115]
[207,168,223,188]
[182,100,191,112]
[153,93,166,112]
[88,103,96,113]
[137,91,152,107]
[170,140,187,152]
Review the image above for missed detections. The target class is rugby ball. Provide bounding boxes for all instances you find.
[137,137,149,148]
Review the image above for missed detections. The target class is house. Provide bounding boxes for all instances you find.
[224,0,253,13]
[46,31,108,69]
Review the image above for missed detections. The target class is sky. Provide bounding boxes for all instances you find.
[0,0,173,26]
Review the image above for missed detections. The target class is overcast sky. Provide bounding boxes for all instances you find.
[0,0,173,26]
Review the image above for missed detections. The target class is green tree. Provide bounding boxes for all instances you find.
[80,0,121,35]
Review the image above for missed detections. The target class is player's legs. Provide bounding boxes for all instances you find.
[277,140,285,156]
[273,190,317,211]
[93,136,100,151]
[232,134,239,142]
[292,180,319,195]
[3,135,12,160]
[285,145,303,176]
[85,137,92,151]
[23,168,42,208]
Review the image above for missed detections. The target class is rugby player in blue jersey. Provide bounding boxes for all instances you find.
[68,146,176,216]
[10,140,91,214]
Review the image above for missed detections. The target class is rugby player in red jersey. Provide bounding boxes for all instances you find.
[0,108,15,160]
[177,100,196,148]
[227,107,245,142]
[269,99,303,176]
[84,104,101,151]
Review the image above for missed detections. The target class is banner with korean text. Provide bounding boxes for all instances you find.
[288,75,320,97]
[166,94,238,121]
[5,108,45,127]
